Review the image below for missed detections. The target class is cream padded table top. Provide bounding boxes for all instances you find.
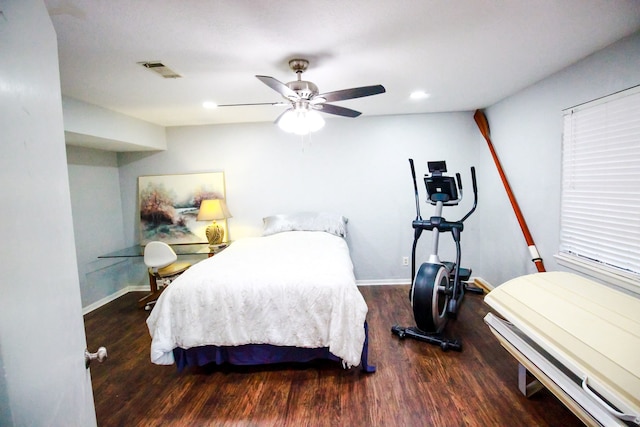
[484,272,640,417]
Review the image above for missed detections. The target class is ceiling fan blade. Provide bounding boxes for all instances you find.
[216,102,289,107]
[319,103,362,118]
[256,75,299,100]
[318,85,386,103]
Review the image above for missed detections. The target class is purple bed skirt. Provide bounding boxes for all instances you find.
[173,322,375,373]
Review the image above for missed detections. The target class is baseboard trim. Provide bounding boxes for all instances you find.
[82,285,148,315]
[472,277,494,292]
[356,276,493,289]
[356,279,411,286]
[82,277,493,315]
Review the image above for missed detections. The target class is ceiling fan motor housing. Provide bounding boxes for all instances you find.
[286,80,319,100]
[288,59,309,73]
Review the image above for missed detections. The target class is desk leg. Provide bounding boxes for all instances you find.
[149,271,158,293]
[137,272,162,308]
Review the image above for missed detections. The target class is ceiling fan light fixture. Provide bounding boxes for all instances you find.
[278,108,325,135]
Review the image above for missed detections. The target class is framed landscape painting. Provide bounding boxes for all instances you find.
[138,172,226,245]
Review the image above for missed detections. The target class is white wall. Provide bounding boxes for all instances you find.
[478,31,640,286]
[117,112,486,283]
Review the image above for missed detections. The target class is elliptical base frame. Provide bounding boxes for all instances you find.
[391,325,462,352]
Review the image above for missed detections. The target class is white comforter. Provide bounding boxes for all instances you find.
[146,231,369,368]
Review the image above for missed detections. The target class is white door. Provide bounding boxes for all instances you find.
[0,1,97,425]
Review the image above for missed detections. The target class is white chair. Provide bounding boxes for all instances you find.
[138,242,191,310]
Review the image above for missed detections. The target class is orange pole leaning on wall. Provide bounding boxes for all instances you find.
[473,109,546,272]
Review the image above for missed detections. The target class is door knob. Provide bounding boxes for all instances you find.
[85,346,108,368]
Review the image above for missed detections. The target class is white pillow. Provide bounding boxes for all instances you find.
[262,212,348,237]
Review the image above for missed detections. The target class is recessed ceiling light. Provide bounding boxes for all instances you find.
[410,91,431,100]
[202,101,218,109]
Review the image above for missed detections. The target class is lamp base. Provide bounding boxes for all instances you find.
[205,222,224,247]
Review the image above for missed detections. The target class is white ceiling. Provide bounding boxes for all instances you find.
[45,0,640,128]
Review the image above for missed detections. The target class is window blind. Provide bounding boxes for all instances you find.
[560,85,640,278]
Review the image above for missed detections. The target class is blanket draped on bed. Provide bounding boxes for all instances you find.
[146,231,369,368]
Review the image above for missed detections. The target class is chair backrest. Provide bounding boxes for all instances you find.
[143,241,178,269]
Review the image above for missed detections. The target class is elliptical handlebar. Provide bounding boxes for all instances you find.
[409,159,478,228]
[409,159,422,221]
[459,166,478,224]
[471,166,477,194]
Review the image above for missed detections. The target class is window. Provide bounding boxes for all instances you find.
[558,85,640,292]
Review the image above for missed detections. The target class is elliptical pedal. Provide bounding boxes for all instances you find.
[442,262,472,282]
[464,282,485,295]
[457,267,472,282]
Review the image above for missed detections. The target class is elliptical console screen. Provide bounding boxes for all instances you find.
[424,176,458,201]
[424,161,458,201]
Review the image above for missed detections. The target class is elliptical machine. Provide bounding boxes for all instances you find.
[392,159,482,351]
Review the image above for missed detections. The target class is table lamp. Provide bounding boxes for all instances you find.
[196,199,232,247]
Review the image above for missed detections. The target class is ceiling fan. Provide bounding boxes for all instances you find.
[219,59,386,134]
[257,58,385,117]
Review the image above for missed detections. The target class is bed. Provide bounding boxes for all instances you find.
[484,272,640,426]
[146,212,374,372]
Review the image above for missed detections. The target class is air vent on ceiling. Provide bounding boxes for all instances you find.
[138,61,182,79]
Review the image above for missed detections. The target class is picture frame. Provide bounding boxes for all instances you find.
[138,172,226,245]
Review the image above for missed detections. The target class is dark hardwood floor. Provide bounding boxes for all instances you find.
[84,285,583,426]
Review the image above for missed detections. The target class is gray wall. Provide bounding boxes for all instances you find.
[67,146,134,307]
[69,31,640,308]
[478,31,640,286]
[117,112,486,283]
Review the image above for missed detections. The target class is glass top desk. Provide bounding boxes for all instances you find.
[98,242,228,309]
[98,243,227,258]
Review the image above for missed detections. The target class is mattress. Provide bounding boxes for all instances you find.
[484,272,640,426]
[146,230,369,368]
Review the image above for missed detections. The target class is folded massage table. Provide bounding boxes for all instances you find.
[484,272,640,426]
